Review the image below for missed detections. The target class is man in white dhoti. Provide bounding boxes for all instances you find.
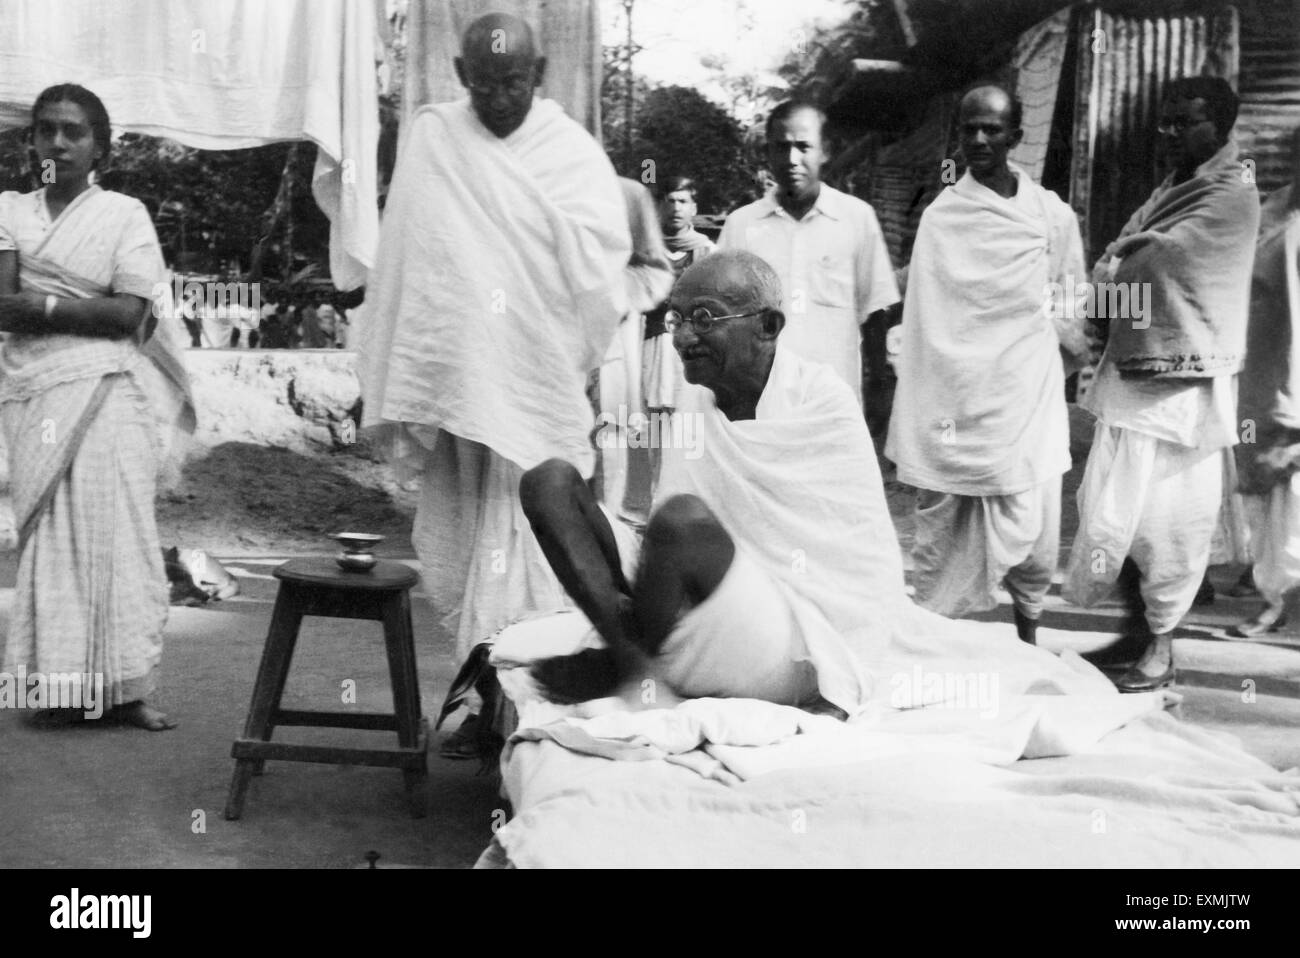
[355,13,630,749]
[517,251,1109,715]
[1232,125,1300,637]
[1063,77,1260,691]
[718,102,899,407]
[885,86,1088,646]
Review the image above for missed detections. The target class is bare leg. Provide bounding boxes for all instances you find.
[632,494,734,654]
[521,460,642,701]
[520,471,734,705]
[520,459,632,645]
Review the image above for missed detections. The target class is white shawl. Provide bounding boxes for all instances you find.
[659,345,1113,714]
[356,98,630,475]
[886,166,1085,495]
[658,346,906,711]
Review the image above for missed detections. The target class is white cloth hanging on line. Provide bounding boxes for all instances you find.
[0,0,381,290]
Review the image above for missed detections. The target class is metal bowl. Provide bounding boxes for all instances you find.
[336,550,378,572]
[332,532,385,553]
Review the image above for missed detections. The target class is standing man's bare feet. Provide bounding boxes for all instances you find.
[108,701,177,731]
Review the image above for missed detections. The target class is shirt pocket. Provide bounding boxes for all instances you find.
[809,252,853,309]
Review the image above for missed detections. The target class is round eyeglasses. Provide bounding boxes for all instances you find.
[664,306,765,334]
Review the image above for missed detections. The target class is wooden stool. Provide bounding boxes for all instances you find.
[224,557,428,820]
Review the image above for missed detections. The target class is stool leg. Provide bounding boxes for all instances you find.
[383,590,427,818]
[225,584,305,820]
[382,591,422,747]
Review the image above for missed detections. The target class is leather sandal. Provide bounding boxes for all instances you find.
[1082,630,1152,668]
[1114,662,1176,693]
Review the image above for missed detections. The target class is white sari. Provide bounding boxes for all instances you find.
[0,186,192,705]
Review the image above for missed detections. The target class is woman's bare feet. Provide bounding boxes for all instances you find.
[108,701,177,731]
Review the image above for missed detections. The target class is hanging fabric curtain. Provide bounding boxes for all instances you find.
[0,0,381,290]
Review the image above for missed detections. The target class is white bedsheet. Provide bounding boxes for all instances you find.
[482,616,1300,868]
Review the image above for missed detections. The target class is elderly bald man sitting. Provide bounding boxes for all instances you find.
[521,249,904,713]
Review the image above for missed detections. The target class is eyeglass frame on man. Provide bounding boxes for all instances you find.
[664,306,767,335]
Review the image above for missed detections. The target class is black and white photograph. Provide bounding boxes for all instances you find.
[0,0,1298,900]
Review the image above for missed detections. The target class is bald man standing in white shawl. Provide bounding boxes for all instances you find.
[356,13,630,726]
[886,86,1088,646]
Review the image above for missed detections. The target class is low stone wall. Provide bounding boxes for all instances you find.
[0,348,364,548]
[184,348,362,454]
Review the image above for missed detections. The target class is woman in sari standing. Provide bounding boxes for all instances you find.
[0,84,191,730]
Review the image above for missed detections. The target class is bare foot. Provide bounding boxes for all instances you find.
[531,649,621,704]
[109,701,178,731]
[1130,633,1172,679]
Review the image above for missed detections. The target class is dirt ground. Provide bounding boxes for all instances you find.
[154,439,419,559]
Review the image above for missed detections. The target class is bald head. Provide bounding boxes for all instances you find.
[455,12,546,138]
[461,12,537,61]
[668,251,785,413]
[677,250,783,315]
[957,84,1023,187]
[959,85,1020,130]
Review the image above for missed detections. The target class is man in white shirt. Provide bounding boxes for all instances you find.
[1063,77,1260,691]
[718,101,899,407]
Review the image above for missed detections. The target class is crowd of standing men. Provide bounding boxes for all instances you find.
[5,5,1295,746]
[350,12,1300,748]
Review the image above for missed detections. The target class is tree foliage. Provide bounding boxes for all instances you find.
[604,81,759,214]
[775,0,908,104]
[0,126,329,282]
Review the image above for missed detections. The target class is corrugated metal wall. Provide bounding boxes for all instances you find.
[1073,4,1240,260]
[864,93,957,267]
[1236,0,1300,197]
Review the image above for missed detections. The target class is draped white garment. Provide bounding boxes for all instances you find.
[356,97,629,477]
[886,166,1085,496]
[658,346,1109,714]
[0,0,380,290]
